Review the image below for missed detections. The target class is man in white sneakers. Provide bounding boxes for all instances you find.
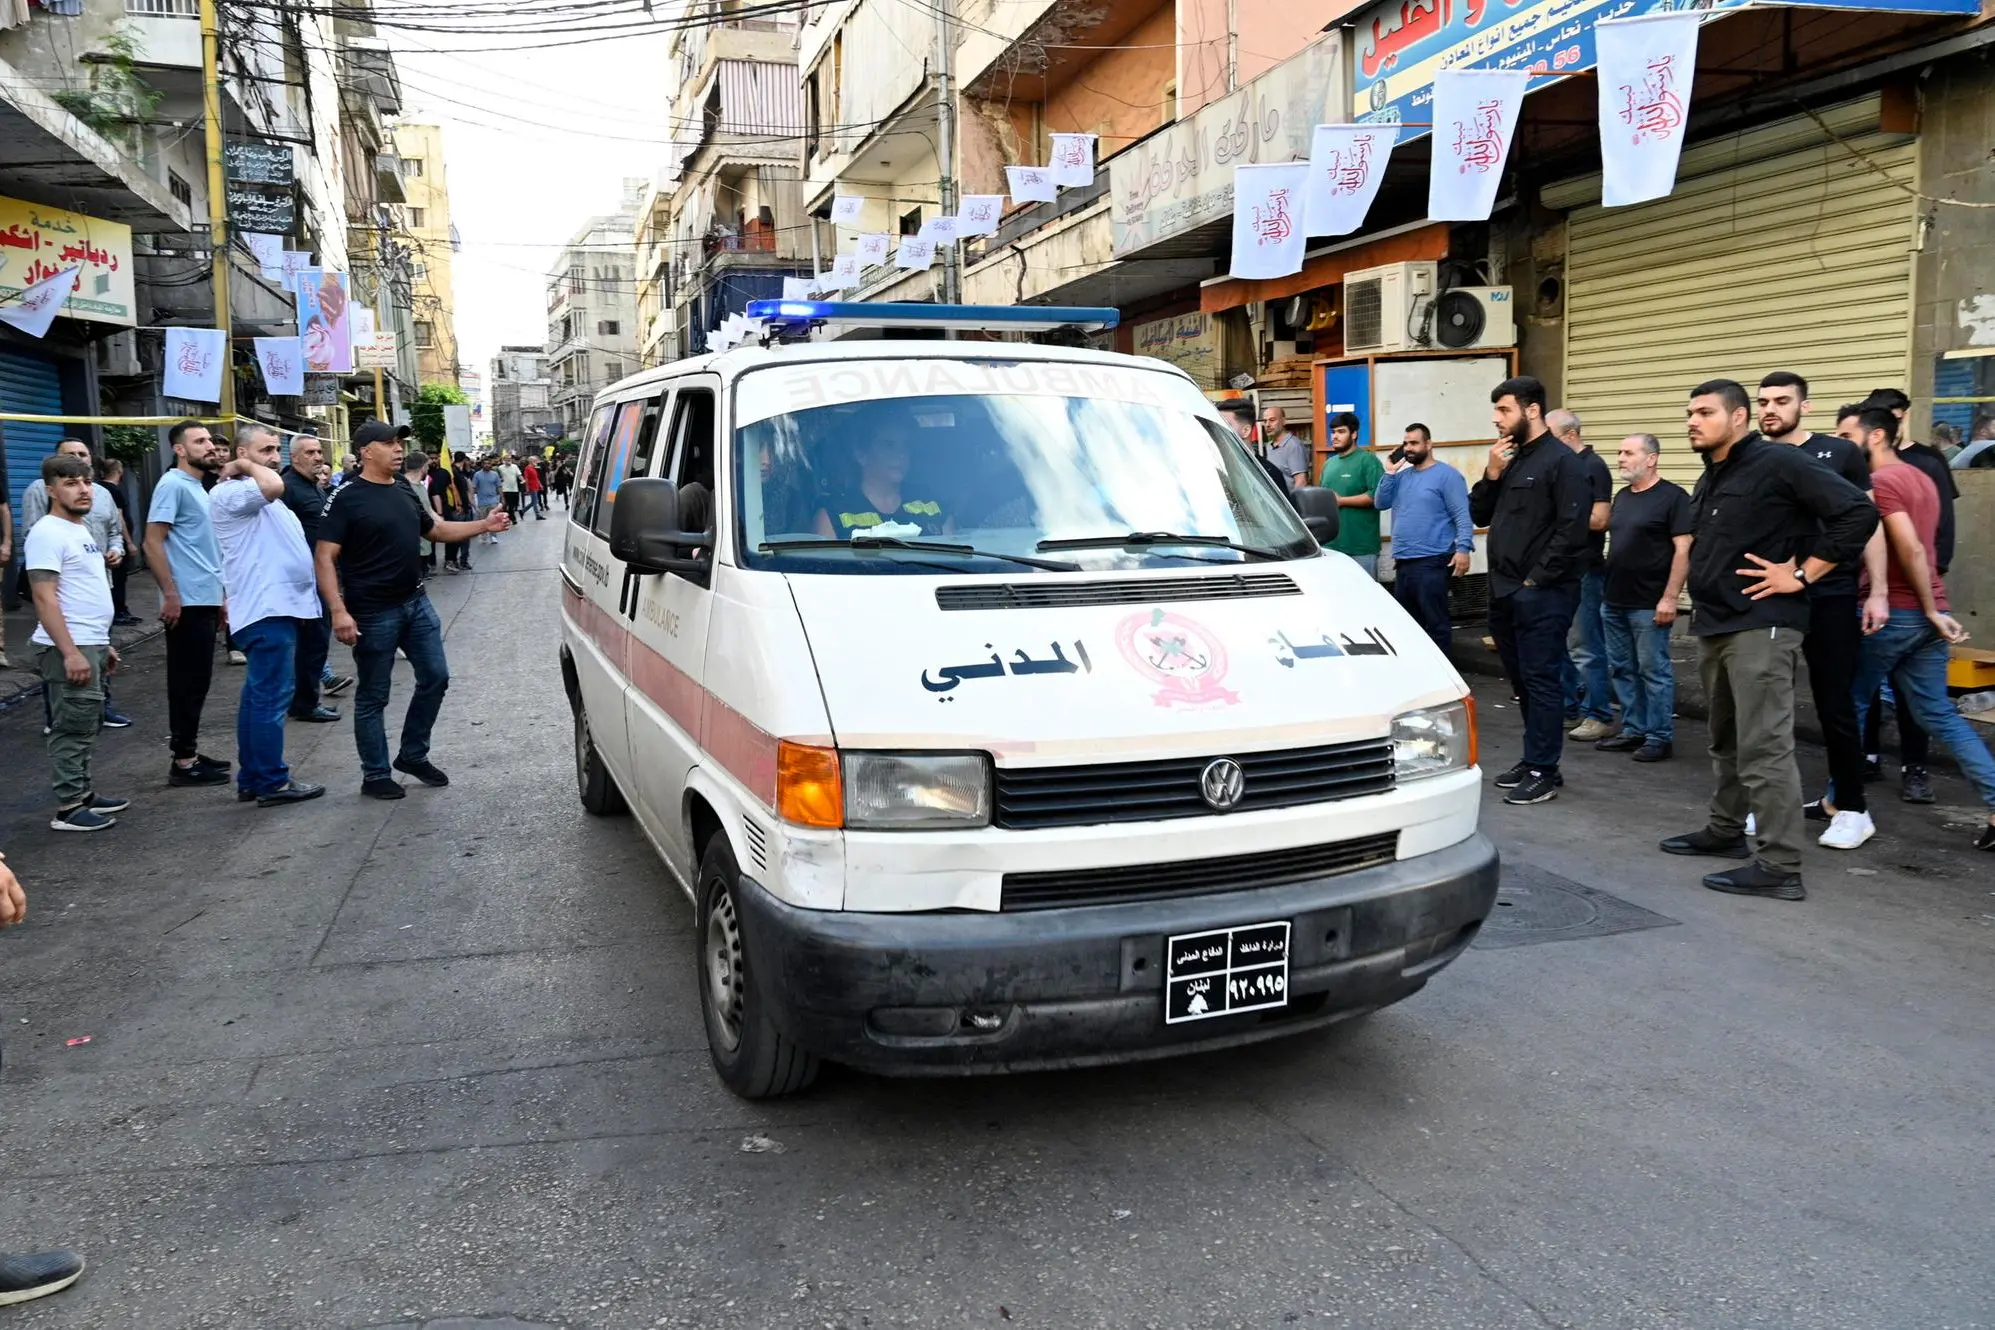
[24,455,127,832]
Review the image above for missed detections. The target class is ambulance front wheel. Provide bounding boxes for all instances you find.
[574,706,627,816]
[698,838,820,1099]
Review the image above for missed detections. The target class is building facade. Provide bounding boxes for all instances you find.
[490,345,557,456]
[390,122,461,387]
[546,181,642,439]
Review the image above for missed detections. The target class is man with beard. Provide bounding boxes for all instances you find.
[280,433,345,724]
[1470,376,1594,806]
[1659,380,1875,901]
[1375,422,1472,653]
[1319,412,1385,577]
[143,420,232,788]
[1755,372,1880,850]
[1594,434,1692,763]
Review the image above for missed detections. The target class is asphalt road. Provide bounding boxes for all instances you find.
[2,513,1991,1330]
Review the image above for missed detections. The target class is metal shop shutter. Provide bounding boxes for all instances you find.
[1563,135,1917,489]
[0,349,65,516]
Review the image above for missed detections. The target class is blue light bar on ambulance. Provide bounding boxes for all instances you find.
[743,300,1120,335]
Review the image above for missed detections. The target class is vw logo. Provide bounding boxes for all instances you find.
[1199,757,1246,811]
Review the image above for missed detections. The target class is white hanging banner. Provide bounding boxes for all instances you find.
[895,236,938,270]
[1428,69,1530,222]
[1049,133,1097,187]
[830,253,864,286]
[1228,163,1310,280]
[243,232,284,272]
[857,232,892,266]
[351,307,376,339]
[957,195,1004,237]
[829,195,865,225]
[782,276,816,300]
[1305,124,1397,237]
[920,215,962,246]
[163,327,228,403]
[254,336,304,396]
[1006,165,1057,205]
[280,250,312,292]
[0,266,80,339]
[1597,14,1700,207]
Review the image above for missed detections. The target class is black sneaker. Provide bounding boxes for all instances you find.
[258,781,326,807]
[1502,769,1560,804]
[1977,823,1995,852]
[80,791,130,814]
[99,708,133,729]
[1493,760,1532,789]
[1702,862,1806,901]
[1631,741,1673,762]
[323,674,355,696]
[0,1249,85,1306]
[362,777,406,800]
[50,806,116,833]
[1861,756,1884,783]
[288,705,341,723]
[1803,799,1831,823]
[192,752,232,774]
[1659,827,1752,859]
[392,757,449,787]
[1900,765,1935,804]
[1595,733,1646,752]
[168,762,229,787]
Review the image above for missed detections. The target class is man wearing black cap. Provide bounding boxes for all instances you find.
[314,420,511,799]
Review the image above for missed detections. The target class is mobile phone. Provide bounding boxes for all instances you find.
[1389,446,1407,465]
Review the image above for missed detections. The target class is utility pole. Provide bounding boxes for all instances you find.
[933,0,961,307]
[198,0,234,418]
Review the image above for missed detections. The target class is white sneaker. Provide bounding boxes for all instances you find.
[228,650,246,666]
[1745,813,1756,837]
[1818,808,1876,851]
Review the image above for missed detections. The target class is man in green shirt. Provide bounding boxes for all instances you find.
[1318,410,1384,576]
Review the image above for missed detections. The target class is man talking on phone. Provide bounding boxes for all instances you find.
[1470,376,1594,806]
[1376,423,1472,654]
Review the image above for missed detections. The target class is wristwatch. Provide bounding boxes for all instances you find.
[1793,566,1810,587]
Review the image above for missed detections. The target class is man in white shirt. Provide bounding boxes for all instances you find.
[210,424,327,806]
[25,454,126,832]
[21,439,134,730]
[497,455,522,525]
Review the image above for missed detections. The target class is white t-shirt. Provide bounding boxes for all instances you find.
[209,476,321,630]
[24,515,114,648]
[498,462,521,493]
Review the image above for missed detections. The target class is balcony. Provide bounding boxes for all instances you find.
[0,55,190,232]
[701,217,778,261]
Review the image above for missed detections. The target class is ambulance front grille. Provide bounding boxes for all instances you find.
[1000,832,1401,910]
[936,572,1300,611]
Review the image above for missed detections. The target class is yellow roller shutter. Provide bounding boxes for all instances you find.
[1562,132,1917,487]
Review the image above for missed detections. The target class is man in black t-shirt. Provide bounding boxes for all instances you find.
[1594,433,1692,762]
[315,422,510,800]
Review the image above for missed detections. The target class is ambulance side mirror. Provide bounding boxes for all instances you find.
[609,477,712,585]
[1293,486,1340,545]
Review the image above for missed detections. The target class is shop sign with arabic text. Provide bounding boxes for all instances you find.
[0,195,136,327]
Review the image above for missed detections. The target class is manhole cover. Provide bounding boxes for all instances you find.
[1475,861,1678,950]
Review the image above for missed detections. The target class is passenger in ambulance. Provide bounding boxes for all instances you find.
[813,427,954,537]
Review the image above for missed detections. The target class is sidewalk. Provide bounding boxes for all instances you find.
[0,569,167,713]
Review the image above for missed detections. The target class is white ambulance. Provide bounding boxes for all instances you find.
[558,301,1497,1098]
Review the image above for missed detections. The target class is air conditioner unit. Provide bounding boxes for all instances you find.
[1342,261,1437,354]
[94,330,142,377]
[1431,285,1516,350]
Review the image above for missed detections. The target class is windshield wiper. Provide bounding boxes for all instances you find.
[1036,531,1284,561]
[758,536,1080,572]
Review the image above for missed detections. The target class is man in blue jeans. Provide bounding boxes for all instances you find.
[1547,409,1615,740]
[315,422,510,799]
[1594,433,1692,763]
[1376,422,1473,654]
[1846,407,1995,852]
[210,425,326,806]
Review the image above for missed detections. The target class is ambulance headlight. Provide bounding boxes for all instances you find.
[1392,699,1476,781]
[841,752,993,829]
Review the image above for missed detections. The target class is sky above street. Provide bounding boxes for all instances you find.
[395,27,677,386]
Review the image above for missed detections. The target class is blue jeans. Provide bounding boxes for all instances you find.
[1562,570,1613,721]
[351,593,450,783]
[233,616,298,795]
[1852,610,1995,811]
[1490,581,1581,771]
[1601,605,1675,743]
[1347,553,1379,580]
[1392,554,1454,655]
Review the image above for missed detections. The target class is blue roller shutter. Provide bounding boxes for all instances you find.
[0,349,65,517]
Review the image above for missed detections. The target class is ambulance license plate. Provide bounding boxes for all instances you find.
[1163,921,1290,1024]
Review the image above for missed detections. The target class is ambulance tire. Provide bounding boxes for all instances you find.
[697,839,820,1099]
[574,706,626,816]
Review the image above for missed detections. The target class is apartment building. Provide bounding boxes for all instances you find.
[391,122,461,386]
[546,181,642,439]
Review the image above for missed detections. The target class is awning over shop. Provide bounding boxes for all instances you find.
[0,59,192,233]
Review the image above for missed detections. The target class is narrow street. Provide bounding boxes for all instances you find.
[1,514,1991,1330]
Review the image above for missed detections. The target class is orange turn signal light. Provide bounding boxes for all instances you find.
[777,741,843,829]
[1463,694,1479,770]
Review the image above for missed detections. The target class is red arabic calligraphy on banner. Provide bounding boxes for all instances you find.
[1253,188,1296,245]
[1453,99,1509,172]
[1328,134,1378,194]
[1617,53,1685,142]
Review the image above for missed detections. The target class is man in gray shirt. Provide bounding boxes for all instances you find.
[1260,406,1311,487]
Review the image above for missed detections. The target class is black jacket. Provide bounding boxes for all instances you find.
[281,465,327,546]
[1468,432,1594,595]
[1687,432,1876,638]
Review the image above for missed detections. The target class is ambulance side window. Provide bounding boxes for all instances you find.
[664,387,718,548]
[570,404,616,531]
[591,393,667,540]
